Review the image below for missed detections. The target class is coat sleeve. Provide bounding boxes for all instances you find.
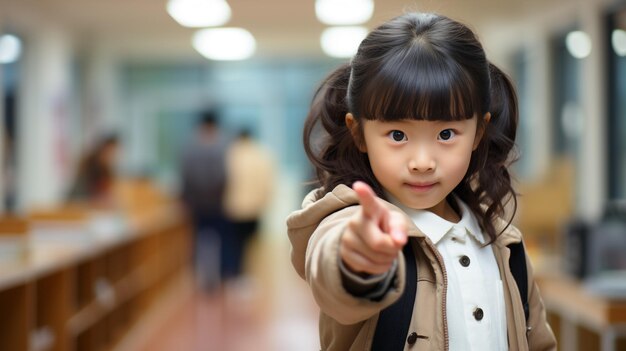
[526,251,558,351]
[304,206,406,325]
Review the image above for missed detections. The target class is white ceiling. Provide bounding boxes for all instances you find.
[0,0,581,60]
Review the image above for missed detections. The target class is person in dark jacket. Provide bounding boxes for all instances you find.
[180,110,231,291]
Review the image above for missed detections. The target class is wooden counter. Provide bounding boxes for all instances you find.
[538,274,626,351]
[0,204,192,351]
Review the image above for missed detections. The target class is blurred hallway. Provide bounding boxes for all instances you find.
[135,235,320,351]
[2,1,626,350]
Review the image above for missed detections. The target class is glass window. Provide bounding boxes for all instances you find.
[120,59,339,190]
[551,30,582,157]
[549,28,584,208]
[511,50,532,179]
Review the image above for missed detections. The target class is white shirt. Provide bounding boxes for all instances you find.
[392,197,508,351]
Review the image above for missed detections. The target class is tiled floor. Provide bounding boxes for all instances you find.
[137,236,320,351]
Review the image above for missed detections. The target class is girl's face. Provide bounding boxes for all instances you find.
[351,115,484,221]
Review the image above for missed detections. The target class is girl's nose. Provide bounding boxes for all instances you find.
[408,149,436,173]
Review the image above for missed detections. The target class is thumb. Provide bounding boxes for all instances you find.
[387,211,408,248]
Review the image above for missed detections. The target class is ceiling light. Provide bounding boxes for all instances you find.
[166,0,231,28]
[611,29,626,57]
[565,31,592,59]
[320,26,368,58]
[315,0,374,25]
[0,34,22,64]
[192,28,256,61]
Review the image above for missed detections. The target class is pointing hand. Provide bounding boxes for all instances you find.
[340,181,408,275]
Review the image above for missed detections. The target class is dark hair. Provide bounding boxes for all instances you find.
[98,133,119,149]
[199,109,219,127]
[237,128,252,139]
[68,133,120,201]
[303,13,519,242]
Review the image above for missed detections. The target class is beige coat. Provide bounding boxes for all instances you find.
[224,138,274,221]
[287,184,557,351]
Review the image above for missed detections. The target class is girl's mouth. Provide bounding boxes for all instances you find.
[405,182,436,192]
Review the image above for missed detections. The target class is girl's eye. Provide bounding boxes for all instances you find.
[388,130,407,142]
[438,129,456,141]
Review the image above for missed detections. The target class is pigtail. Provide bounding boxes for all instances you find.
[460,62,519,242]
[485,62,519,167]
[303,63,382,199]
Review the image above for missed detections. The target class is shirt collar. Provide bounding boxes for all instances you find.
[386,194,485,245]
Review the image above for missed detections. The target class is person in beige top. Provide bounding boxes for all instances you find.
[224,129,274,277]
[286,12,557,351]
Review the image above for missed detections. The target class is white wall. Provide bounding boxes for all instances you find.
[16,24,74,210]
[82,43,124,143]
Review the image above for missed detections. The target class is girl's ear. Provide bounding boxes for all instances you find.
[473,112,491,150]
[345,113,367,153]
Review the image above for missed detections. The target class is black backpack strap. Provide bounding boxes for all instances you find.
[371,240,417,351]
[508,241,529,323]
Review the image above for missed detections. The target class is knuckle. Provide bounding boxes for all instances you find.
[339,242,349,256]
[351,259,367,272]
[349,216,367,235]
[341,234,356,251]
[342,255,355,267]
[378,255,395,267]
[375,253,395,266]
[347,217,360,230]
[341,252,359,268]
[368,236,389,251]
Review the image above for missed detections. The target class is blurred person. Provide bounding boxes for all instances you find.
[179,109,229,291]
[224,128,275,281]
[286,13,556,350]
[67,133,119,208]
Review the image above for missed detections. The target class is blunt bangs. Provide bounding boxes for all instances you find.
[355,44,485,122]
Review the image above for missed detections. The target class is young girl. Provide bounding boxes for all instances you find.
[287,12,557,351]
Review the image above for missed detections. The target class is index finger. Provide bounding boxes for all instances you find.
[352,181,384,220]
